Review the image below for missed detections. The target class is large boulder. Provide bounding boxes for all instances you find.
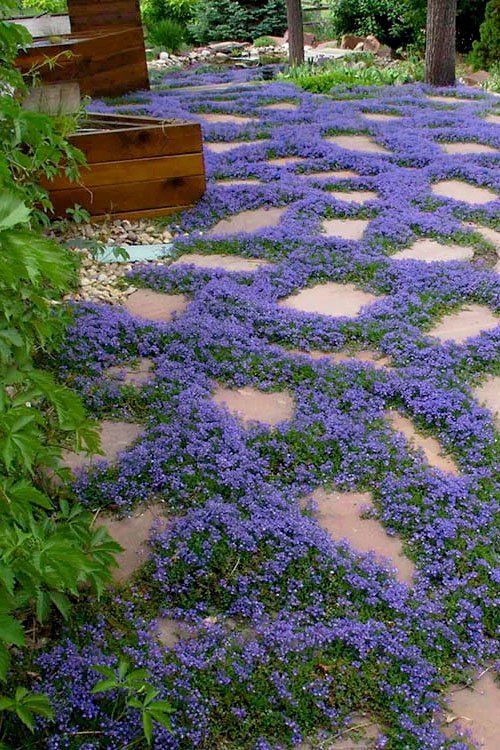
[284,29,316,46]
[341,34,365,49]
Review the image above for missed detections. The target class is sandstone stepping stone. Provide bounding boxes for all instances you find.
[106,358,154,385]
[201,113,254,124]
[328,190,377,205]
[280,282,379,318]
[261,101,298,110]
[156,617,195,648]
[217,178,262,186]
[440,141,498,154]
[292,348,391,369]
[212,385,295,425]
[209,206,285,235]
[299,169,359,180]
[326,134,390,154]
[432,180,497,205]
[322,218,370,240]
[62,420,142,471]
[444,672,500,750]
[206,140,262,153]
[97,504,165,582]
[473,376,500,426]
[392,239,474,262]
[386,410,459,474]
[311,489,414,585]
[485,113,500,125]
[426,95,471,104]
[429,304,498,344]
[464,222,500,249]
[267,156,306,166]
[362,112,401,122]
[124,289,189,322]
[171,252,269,272]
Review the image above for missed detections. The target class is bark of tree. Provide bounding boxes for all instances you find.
[286,0,304,67]
[425,0,458,86]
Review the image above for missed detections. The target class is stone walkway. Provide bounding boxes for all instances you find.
[57,77,500,749]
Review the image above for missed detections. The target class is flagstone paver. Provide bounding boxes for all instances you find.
[209,206,286,235]
[124,289,189,321]
[268,156,306,166]
[206,140,263,153]
[432,180,497,204]
[299,169,359,180]
[428,304,498,343]
[171,253,270,272]
[485,113,500,125]
[328,190,377,205]
[326,134,390,154]
[62,420,143,471]
[292,348,391,369]
[217,178,262,186]
[201,113,255,124]
[261,101,298,111]
[464,222,500,249]
[280,282,380,318]
[440,141,498,154]
[445,672,500,750]
[362,112,401,122]
[473,376,500,426]
[426,95,471,104]
[386,411,459,474]
[392,239,474,262]
[213,385,295,425]
[156,618,195,648]
[106,358,154,385]
[322,218,370,240]
[311,489,415,585]
[97,504,165,582]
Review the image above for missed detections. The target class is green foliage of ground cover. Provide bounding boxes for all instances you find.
[279,56,425,93]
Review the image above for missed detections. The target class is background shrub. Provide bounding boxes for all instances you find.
[469,0,500,70]
[146,17,185,50]
[187,0,287,45]
[327,0,488,52]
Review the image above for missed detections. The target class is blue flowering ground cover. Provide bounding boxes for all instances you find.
[37,71,500,749]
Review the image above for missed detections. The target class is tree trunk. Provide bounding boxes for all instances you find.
[286,0,304,67]
[425,0,458,86]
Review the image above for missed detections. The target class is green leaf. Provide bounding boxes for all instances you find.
[0,645,10,681]
[0,614,24,647]
[142,710,153,746]
[90,678,117,694]
[0,193,30,231]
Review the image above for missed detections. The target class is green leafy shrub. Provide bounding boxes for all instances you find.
[280,56,424,92]
[187,0,287,45]
[470,0,500,70]
[140,0,196,26]
[253,35,275,48]
[146,17,185,50]
[0,5,120,739]
[328,0,415,49]
[18,0,67,14]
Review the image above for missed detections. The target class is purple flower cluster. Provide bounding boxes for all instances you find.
[39,72,499,749]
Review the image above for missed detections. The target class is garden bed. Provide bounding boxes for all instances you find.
[15,26,149,97]
[42,113,206,220]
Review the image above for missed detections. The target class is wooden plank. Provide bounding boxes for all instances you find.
[49,175,206,216]
[90,205,192,222]
[44,152,205,189]
[70,122,203,161]
[67,0,143,31]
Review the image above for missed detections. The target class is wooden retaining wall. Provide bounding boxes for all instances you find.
[42,113,206,221]
[16,27,149,97]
